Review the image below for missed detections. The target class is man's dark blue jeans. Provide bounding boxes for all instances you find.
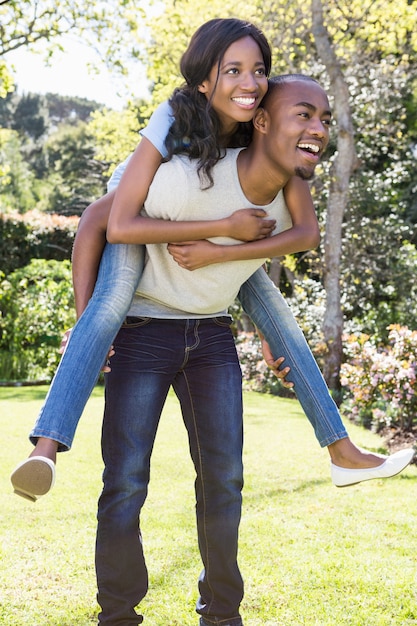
[96,317,244,625]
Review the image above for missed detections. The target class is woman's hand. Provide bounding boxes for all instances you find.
[225,208,275,241]
[167,240,221,270]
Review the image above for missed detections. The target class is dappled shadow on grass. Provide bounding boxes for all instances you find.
[44,617,97,626]
[395,472,417,483]
[0,385,49,401]
[51,614,97,626]
[243,467,417,502]
[244,477,329,502]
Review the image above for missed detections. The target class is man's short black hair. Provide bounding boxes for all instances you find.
[261,74,321,108]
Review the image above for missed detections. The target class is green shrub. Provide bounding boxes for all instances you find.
[0,259,75,381]
[0,210,78,274]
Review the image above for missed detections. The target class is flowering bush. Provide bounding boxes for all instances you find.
[286,278,326,356]
[340,325,417,432]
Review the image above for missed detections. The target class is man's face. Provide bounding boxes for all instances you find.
[261,80,332,180]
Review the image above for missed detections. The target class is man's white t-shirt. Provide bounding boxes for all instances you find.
[128,148,292,318]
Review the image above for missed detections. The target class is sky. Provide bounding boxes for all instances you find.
[7,38,150,110]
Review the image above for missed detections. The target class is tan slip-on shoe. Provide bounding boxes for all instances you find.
[11,456,56,501]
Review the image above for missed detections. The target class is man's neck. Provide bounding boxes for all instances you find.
[237,147,288,206]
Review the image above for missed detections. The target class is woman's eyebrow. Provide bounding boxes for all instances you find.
[222,60,266,68]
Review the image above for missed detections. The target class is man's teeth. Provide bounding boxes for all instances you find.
[298,143,320,153]
[232,97,256,105]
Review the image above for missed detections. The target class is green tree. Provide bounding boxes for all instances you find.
[309,0,416,390]
[41,122,108,215]
[88,99,149,175]
[0,57,13,97]
[0,89,16,127]
[0,128,36,211]
[45,93,104,125]
[12,93,49,140]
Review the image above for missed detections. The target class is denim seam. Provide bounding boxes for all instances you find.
[182,368,215,615]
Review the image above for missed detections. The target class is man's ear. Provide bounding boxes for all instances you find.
[253,107,268,134]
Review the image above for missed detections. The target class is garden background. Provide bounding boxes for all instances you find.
[1,1,417,623]
[1,0,417,442]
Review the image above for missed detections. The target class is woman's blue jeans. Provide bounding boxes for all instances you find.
[30,242,348,451]
[95,317,244,625]
[30,243,144,450]
[237,269,348,447]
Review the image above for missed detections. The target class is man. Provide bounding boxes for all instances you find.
[95,75,332,626]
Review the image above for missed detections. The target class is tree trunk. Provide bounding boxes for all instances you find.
[311,0,358,395]
[268,256,283,287]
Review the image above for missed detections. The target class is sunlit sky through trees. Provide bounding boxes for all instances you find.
[8,35,150,109]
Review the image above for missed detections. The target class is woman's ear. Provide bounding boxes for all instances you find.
[253,107,268,134]
[198,81,209,94]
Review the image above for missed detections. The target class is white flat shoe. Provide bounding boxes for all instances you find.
[331,448,415,487]
[11,456,56,502]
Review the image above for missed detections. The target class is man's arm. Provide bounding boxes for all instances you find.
[258,328,294,389]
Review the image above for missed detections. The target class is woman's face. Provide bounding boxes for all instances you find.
[198,36,268,135]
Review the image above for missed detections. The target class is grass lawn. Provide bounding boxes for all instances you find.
[1,385,417,626]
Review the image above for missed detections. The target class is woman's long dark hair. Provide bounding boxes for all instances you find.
[165,18,271,187]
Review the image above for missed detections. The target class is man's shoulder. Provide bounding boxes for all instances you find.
[163,147,242,170]
[158,153,197,174]
[153,147,243,193]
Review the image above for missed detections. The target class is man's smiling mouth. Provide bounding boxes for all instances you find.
[297,142,320,154]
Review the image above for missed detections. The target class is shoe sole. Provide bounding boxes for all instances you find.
[335,463,405,488]
[11,457,55,501]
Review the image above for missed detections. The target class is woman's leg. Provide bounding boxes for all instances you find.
[238,268,347,447]
[30,242,145,450]
[238,269,414,481]
[11,243,144,500]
